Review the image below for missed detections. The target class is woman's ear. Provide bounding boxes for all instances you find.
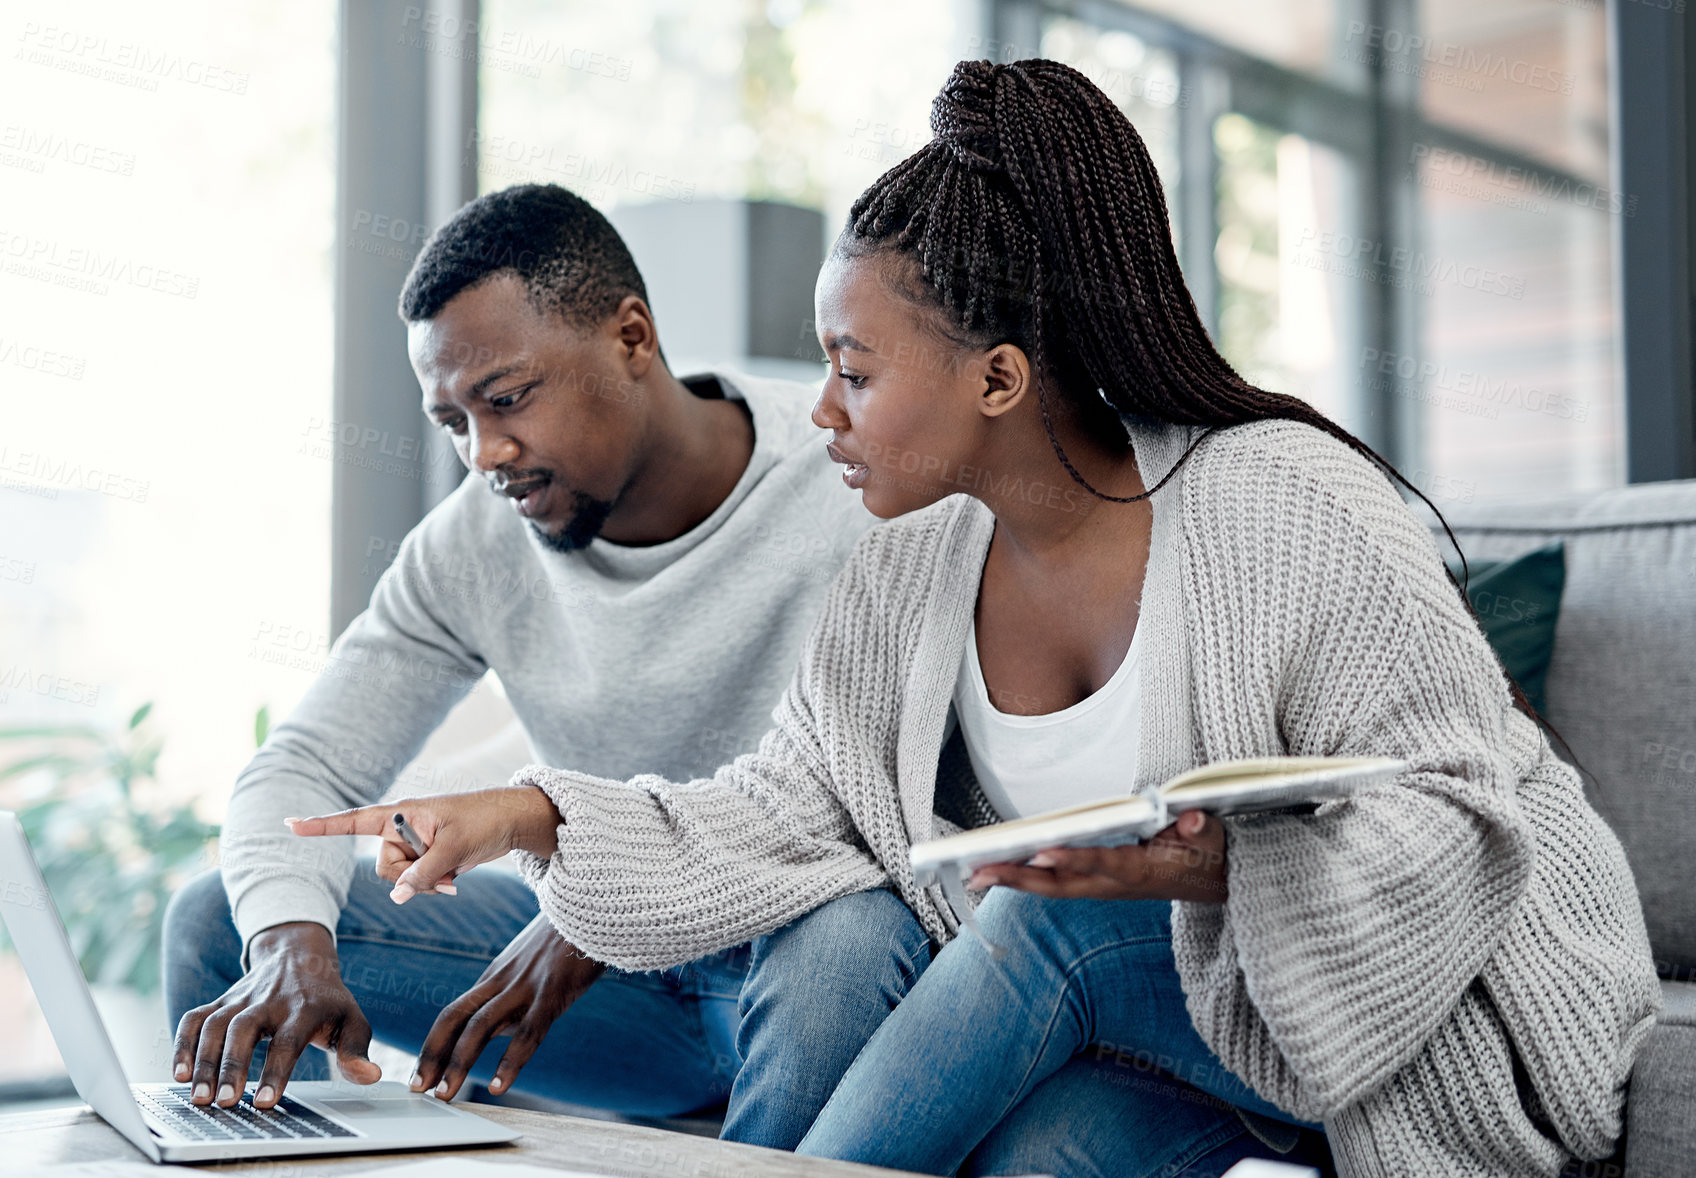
[978,342,1032,419]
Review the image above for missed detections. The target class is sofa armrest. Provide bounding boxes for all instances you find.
[1624,1018,1696,1178]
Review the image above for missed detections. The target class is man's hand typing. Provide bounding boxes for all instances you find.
[412,913,605,1101]
[171,921,380,1109]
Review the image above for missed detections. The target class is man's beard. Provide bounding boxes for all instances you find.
[531,487,616,553]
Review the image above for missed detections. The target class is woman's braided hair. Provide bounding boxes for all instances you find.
[843,57,1571,742]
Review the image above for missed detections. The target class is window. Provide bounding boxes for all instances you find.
[0,0,336,1088]
[476,0,963,235]
[1001,0,1623,502]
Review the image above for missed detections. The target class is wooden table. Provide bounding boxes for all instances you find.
[1,1103,921,1177]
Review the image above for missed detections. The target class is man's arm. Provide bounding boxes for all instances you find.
[221,520,490,962]
[180,510,489,1107]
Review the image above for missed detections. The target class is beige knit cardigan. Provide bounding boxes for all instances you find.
[510,415,1661,1177]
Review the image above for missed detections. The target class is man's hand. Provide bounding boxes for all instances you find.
[172,922,380,1109]
[968,809,1229,903]
[286,786,562,903]
[412,914,605,1102]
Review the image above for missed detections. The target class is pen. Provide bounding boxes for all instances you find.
[391,811,426,854]
[391,812,456,895]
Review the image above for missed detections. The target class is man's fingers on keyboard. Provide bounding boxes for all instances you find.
[255,1020,314,1106]
[252,1068,287,1110]
[172,1003,216,1084]
[254,1027,304,1109]
[217,1009,269,1106]
[190,1007,239,1104]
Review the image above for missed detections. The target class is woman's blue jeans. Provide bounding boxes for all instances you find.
[797,888,1330,1177]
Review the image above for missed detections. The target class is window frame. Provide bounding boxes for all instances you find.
[988,0,1691,482]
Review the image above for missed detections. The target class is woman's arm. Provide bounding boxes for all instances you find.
[504,679,892,971]
[291,534,903,973]
[1171,425,1537,1119]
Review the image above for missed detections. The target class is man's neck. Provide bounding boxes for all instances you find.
[598,371,757,547]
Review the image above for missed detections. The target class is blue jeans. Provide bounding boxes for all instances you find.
[163,864,932,1150]
[797,889,1332,1177]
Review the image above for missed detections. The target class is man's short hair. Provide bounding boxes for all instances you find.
[398,183,649,329]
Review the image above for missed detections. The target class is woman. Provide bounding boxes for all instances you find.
[293,60,1660,1177]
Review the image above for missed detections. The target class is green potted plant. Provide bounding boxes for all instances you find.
[0,702,233,993]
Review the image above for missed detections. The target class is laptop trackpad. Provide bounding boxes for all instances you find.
[319,1097,460,1119]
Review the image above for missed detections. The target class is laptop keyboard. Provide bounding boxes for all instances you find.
[138,1085,357,1141]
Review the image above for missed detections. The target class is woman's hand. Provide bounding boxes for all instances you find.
[285,786,563,904]
[968,809,1229,903]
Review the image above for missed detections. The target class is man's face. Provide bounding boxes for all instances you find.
[409,274,643,551]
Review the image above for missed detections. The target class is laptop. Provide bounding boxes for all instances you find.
[0,810,522,1161]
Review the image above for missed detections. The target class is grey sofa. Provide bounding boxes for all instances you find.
[1414,476,1696,1178]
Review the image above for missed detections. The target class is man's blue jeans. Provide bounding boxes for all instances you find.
[162,864,933,1150]
[797,888,1333,1177]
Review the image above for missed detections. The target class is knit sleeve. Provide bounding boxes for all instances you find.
[504,543,894,973]
[1169,424,1537,1119]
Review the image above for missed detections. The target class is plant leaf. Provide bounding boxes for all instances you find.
[0,753,85,782]
[0,724,104,741]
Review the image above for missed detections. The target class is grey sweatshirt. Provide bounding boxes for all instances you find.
[509,414,1660,1177]
[219,370,874,956]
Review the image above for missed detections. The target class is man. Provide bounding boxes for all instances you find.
[162,184,930,1149]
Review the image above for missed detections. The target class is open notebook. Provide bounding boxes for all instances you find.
[912,755,1409,951]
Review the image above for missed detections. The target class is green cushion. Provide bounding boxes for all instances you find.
[1442,542,1566,716]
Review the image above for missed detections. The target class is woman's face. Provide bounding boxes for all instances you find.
[810,252,1002,519]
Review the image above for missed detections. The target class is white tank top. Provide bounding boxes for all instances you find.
[952,617,1143,821]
